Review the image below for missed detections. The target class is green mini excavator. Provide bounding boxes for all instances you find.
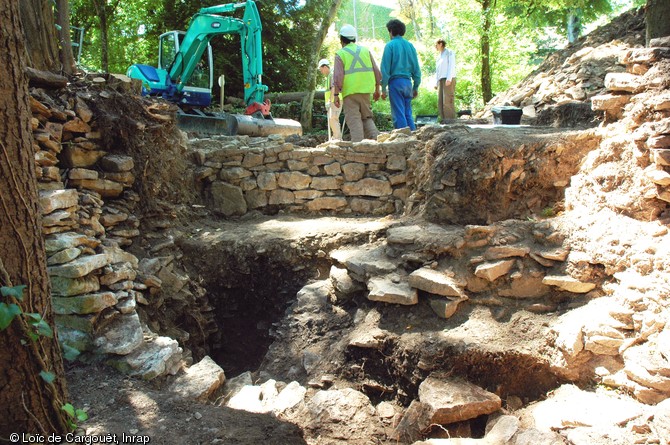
[126,0,302,137]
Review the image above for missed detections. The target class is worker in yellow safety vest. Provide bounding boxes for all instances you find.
[332,24,381,142]
[318,58,342,140]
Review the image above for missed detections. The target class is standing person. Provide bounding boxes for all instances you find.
[435,39,457,121]
[332,24,382,142]
[380,19,421,131]
[318,58,342,140]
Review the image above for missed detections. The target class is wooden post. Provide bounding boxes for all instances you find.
[219,74,225,110]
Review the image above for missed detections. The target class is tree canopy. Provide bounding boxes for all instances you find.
[68,0,646,111]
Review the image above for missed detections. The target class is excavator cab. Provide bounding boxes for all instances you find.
[159,31,213,107]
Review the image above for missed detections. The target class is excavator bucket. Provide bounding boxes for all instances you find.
[176,108,302,137]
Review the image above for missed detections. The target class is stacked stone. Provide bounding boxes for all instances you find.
[484,41,644,121]
[190,129,416,217]
[30,88,182,378]
[327,220,591,315]
[478,10,645,122]
[591,36,670,206]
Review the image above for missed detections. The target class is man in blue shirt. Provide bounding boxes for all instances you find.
[380,19,421,131]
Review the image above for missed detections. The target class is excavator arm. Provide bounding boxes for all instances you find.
[127,0,302,136]
[168,0,267,112]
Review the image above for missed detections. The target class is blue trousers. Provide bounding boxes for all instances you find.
[388,77,416,131]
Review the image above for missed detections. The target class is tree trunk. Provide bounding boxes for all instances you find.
[646,0,670,45]
[567,8,582,43]
[300,0,343,130]
[93,0,110,73]
[421,0,437,38]
[19,0,59,71]
[56,0,77,75]
[480,0,493,104]
[399,0,422,40]
[0,1,69,435]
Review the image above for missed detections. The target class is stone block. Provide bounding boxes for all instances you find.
[305,196,347,211]
[277,171,312,190]
[367,276,418,305]
[343,178,392,197]
[99,154,134,172]
[418,375,501,424]
[210,181,247,216]
[408,267,464,297]
[474,259,515,282]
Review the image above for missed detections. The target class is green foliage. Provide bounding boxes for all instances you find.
[62,403,89,430]
[40,370,56,384]
[62,343,82,361]
[1,285,53,339]
[412,88,438,116]
[2,282,86,430]
[0,302,22,330]
[69,0,634,112]
[1,284,26,300]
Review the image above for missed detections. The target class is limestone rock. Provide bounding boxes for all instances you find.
[542,275,595,293]
[474,259,515,282]
[53,291,117,315]
[330,265,365,296]
[110,336,182,379]
[210,181,247,216]
[483,245,529,260]
[277,171,312,190]
[367,276,418,305]
[48,253,110,278]
[342,178,392,197]
[427,295,468,319]
[169,355,225,401]
[305,196,347,211]
[418,375,502,425]
[69,178,124,198]
[409,267,465,297]
[99,154,134,172]
[93,312,143,355]
[47,247,81,265]
[518,384,643,431]
[300,388,378,441]
[331,245,397,278]
[50,275,100,297]
[39,189,79,214]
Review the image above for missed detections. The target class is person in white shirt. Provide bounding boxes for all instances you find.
[434,39,457,121]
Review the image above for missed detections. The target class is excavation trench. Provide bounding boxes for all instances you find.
[174,217,567,432]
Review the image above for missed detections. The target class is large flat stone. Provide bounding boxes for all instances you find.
[48,253,110,278]
[367,276,418,305]
[419,375,502,425]
[543,275,595,293]
[409,267,464,297]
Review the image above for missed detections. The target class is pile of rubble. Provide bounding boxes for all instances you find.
[482,8,646,127]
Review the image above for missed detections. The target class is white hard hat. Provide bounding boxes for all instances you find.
[339,24,357,40]
[317,58,330,68]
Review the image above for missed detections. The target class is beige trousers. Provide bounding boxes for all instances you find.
[326,102,342,140]
[438,77,457,121]
[342,93,379,142]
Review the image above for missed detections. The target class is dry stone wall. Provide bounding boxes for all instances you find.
[30,81,183,379]
[188,130,419,217]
